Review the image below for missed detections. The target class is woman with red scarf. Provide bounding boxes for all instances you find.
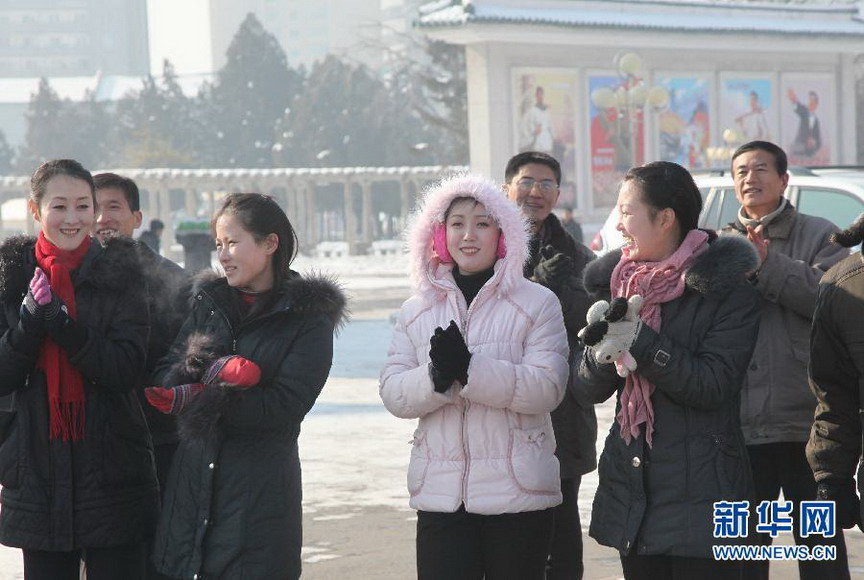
[0,159,157,579]
[573,162,762,579]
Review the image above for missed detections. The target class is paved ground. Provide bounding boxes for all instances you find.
[0,379,861,580]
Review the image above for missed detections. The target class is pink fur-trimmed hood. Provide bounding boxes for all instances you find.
[405,173,530,299]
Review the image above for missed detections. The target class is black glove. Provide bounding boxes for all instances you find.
[533,245,573,291]
[429,363,454,394]
[429,321,471,389]
[816,479,861,530]
[19,288,62,336]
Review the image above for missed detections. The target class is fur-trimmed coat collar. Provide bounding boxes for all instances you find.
[190,268,349,330]
[404,173,530,303]
[0,234,144,303]
[583,233,758,301]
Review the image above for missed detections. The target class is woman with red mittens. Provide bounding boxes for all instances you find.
[146,193,347,580]
[0,159,157,579]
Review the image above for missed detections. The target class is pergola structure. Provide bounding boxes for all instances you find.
[0,165,468,254]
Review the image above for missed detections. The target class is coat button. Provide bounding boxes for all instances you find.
[203,518,209,526]
[208,463,215,470]
[631,457,641,468]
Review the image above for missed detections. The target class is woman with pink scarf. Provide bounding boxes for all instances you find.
[574,162,761,579]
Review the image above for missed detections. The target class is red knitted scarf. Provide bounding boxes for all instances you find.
[35,232,90,442]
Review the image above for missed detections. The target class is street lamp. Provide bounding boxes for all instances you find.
[705,128,744,169]
[590,52,670,170]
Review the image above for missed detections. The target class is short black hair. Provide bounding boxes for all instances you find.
[150,219,165,231]
[731,141,788,176]
[622,161,702,237]
[504,151,562,185]
[94,172,140,212]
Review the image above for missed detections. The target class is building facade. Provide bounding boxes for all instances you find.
[0,0,149,78]
[419,0,864,223]
[208,0,385,70]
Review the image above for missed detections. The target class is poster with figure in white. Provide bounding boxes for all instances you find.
[781,73,835,166]
[512,69,578,207]
[720,76,775,145]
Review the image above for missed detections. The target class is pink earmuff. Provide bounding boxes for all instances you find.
[433,224,507,262]
[432,224,452,262]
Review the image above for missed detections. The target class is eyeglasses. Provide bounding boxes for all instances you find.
[514,178,559,194]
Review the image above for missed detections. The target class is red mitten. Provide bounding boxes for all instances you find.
[203,356,261,388]
[144,384,205,414]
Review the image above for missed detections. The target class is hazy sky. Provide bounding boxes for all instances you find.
[148,0,213,75]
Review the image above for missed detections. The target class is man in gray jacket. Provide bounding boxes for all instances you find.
[724,141,849,579]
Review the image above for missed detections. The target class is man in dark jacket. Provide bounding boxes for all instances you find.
[722,141,850,579]
[807,216,864,533]
[504,151,596,580]
[138,219,165,254]
[93,173,190,496]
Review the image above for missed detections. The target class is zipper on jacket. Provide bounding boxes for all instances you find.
[462,398,471,504]
[201,288,238,353]
[431,267,498,507]
[201,287,288,355]
[454,279,495,507]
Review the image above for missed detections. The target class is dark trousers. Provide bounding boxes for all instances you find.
[23,544,146,580]
[745,442,850,580]
[417,505,554,580]
[546,476,583,580]
[621,552,744,580]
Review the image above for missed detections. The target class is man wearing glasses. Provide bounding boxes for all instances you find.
[504,151,597,579]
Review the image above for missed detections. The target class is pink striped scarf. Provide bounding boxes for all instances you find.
[610,229,709,447]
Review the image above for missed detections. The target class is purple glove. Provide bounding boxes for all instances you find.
[20,268,61,334]
[30,268,52,306]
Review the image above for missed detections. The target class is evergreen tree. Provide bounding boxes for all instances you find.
[112,60,199,167]
[374,34,468,165]
[16,79,110,172]
[0,129,13,174]
[402,39,468,164]
[74,91,112,170]
[199,13,303,167]
[279,56,437,167]
[16,78,66,172]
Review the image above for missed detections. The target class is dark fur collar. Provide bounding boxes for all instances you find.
[191,268,349,329]
[0,234,143,303]
[583,233,758,301]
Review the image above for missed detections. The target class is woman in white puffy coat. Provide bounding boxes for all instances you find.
[380,174,569,579]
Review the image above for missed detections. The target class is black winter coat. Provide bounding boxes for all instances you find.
[0,235,158,551]
[573,235,761,558]
[806,251,864,525]
[150,272,347,580]
[136,243,190,446]
[525,212,597,478]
